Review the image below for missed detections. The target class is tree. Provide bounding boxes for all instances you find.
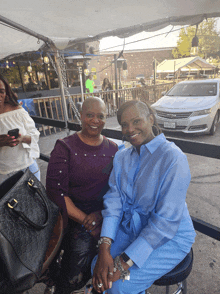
[172,18,220,59]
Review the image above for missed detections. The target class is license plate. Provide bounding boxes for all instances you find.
[164,122,176,129]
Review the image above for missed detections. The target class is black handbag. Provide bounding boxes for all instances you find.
[0,168,60,293]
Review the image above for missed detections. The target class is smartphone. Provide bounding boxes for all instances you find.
[8,128,19,139]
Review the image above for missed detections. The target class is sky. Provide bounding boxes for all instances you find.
[99,18,220,52]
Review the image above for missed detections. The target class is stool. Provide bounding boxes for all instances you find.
[152,248,193,294]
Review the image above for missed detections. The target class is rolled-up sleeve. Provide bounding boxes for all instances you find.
[46,140,70,228]
[125,156,191,268]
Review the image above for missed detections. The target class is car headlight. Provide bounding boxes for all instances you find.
[191,108,212,117]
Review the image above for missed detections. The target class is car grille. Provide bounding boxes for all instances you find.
[158,124,187,130]
[156,111,193,119]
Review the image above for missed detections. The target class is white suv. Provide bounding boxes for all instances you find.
[151,79,220,135]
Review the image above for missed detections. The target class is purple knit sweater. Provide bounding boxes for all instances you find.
[46,133,118,228]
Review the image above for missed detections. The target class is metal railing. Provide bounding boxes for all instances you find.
[32,83,175,135]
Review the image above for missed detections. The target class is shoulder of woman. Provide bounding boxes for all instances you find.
[160,140,187,166]
[56,134,77,150]
[3,103,20,112]
[103,137,118,148]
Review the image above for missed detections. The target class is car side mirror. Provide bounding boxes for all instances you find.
[161,91,167,96]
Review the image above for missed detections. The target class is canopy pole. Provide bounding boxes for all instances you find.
[78,67,84,102]
[0,14,53,45]
[54,51,69,135]
[114,54,119,109]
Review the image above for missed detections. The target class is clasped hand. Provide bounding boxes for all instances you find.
[82,211,103,239]
[92,249,129,293]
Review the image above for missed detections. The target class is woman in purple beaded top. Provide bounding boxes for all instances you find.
[46,97,118,294]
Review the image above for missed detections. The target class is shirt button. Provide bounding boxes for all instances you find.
[64,160,67,162]
[58,183,60,185]
[103,154,105,156]
[61,193,64,196]
[59,170,62,173]
[84,154,87,156]
[75,153,77,156]
[94,154,96,157]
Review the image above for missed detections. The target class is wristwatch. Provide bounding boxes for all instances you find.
[120,252,134,267]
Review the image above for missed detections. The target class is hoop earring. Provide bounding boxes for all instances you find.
[152,124,160,136]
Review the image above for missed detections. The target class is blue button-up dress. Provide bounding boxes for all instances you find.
[92,133,196,294]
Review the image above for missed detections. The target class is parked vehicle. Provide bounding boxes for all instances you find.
[165,73,174,79]
[151,79,220,135]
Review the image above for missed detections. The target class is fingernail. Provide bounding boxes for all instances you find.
[13,139,16,141]
[13,144,16,146]
[109,281,112,288]
[12,136,15,139]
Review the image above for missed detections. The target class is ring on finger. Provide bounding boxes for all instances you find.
[92,221,96,226]
[97,283,103,288]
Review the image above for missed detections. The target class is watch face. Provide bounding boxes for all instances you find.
[121,252,130,263]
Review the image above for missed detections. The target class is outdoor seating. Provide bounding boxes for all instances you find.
[151,248,193,294]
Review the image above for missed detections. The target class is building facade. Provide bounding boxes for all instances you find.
[98,48,174,85]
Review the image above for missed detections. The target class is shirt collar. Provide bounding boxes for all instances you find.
[130,133,166,155]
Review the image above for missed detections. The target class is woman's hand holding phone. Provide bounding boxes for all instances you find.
[0,134,18,147]
[7,128,19,139]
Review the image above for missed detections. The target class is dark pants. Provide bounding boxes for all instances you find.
[54,219,98,294]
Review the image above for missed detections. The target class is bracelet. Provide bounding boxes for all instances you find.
[114,256,130,281]
[97,237,112,248]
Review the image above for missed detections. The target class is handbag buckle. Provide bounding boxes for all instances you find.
[28,179,34,187]
[7,199,18,209]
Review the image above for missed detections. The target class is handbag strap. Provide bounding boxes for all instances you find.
[7,179,50,230]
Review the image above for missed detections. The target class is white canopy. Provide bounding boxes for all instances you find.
[1,0,220,60]
[157,57,216,73]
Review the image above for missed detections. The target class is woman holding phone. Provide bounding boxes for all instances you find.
[0,74,40,184]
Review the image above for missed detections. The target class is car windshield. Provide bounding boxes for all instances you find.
[167,83,217,96]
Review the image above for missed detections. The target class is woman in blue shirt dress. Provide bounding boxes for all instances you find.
[92,100,196,294]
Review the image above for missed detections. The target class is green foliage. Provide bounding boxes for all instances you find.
[0,65,26,87]
[172,18,220,59]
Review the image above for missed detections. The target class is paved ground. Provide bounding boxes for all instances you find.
[28,116,220,294]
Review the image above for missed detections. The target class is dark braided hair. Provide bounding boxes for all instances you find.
[0,74,19,106]
[117,100,161,136]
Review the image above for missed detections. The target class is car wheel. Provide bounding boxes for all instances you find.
[209,112,219,135]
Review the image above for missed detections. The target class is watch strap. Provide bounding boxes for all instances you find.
[120,252,134,267]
